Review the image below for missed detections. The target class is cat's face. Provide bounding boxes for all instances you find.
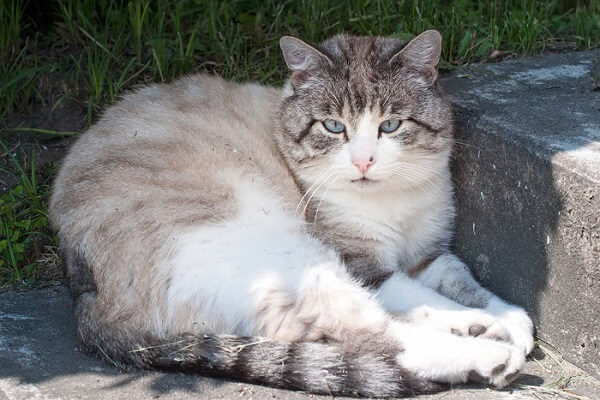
[277,31,453,195]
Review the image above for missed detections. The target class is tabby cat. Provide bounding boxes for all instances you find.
[49,30,534,397]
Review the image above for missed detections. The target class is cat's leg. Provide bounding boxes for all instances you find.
[412,253,534,355]
[254,259,525,388]
[376,271,511,343]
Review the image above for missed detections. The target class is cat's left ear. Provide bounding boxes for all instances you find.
[390,30,442,84]
[280,36,332,88]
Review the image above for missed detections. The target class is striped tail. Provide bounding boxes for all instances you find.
[75,303,440,397]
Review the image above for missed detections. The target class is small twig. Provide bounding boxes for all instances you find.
[513,383,591,400]
[129,339,186,353]
[325,380,334,398]
[538,342,569,375]
[531,391,543,400]
[533,357,548,373]
[0,142,21,158]
[223,339,273,354]
[6,127,81,136]
[96,344,119,367]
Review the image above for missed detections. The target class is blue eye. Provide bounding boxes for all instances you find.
[379,119,401,133]
[322,119,345,134]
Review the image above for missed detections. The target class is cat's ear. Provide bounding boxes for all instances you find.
[390,30,442,83]
[280,36,332,88]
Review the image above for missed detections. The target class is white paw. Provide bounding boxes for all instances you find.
[393,324,525,388]
[408,306,510,342]
[486,299,535,355]
[496,309,534,355]
[465,339,525,388]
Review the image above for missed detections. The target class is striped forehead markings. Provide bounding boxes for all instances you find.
[346,109,378,140]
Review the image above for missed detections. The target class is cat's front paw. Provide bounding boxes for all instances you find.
[395,325,525,388]
[465,340,524,388]
[497,310,534,355]
[486,299,535,355]
[408,306,510,342]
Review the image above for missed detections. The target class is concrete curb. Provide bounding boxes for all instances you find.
[441,50,600,378]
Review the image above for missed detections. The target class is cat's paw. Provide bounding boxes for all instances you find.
[408,306,510,342]
[464,340,524,388]
[486,299,535,355]
[394,324,525,388]
[496,311,534,355]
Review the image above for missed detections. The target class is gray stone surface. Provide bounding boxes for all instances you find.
[1,287,599,400]
[441,50,600,378]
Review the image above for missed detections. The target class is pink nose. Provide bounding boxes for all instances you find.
[353,157,375,175]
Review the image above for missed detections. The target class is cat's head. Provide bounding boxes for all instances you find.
[276,31,453,195]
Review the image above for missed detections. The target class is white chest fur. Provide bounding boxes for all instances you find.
[318,181,454,270]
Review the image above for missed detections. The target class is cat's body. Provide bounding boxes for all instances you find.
[50,32,534,397]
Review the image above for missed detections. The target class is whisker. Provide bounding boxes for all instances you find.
[395,161,460,187]
[313,176,338,223]
[392,168,453,207]
[296,167,334,214]
[394,168,445,196]
[302,170,337,217]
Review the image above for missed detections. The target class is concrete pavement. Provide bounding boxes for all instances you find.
[1,287,599,400]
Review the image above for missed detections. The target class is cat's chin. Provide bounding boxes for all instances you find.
[350,177,380,189]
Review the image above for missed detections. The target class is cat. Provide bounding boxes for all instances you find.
[49,30,534,397]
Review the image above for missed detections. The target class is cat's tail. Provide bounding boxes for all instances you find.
[76,294,441,398]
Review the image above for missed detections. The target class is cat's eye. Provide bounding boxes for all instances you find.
[379,119,401,134]
[322,119,346,134]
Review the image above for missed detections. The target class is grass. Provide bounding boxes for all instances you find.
[0,0,600,285]
[0,140,56,285]
[514,340,597,400]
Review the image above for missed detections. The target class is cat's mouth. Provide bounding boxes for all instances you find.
[351,177,379,187]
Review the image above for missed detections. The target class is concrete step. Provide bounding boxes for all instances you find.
[441,50,600,378]
[2,287,599,400]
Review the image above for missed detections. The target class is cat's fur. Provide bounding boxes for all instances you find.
[49,31,534,397]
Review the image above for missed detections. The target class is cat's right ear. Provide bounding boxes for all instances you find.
[389,30,442,84]
[280,36,331,88]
